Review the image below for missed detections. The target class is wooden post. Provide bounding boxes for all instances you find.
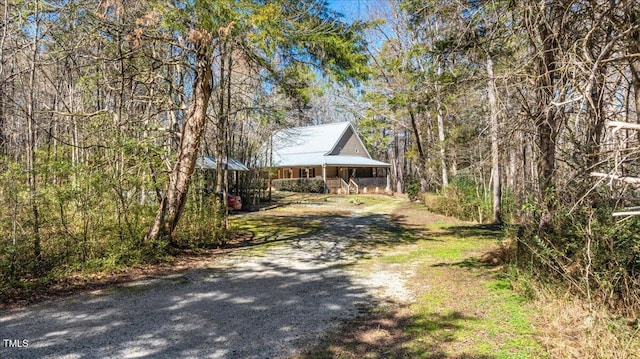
[386,169,391,193]
[322,164,327,194]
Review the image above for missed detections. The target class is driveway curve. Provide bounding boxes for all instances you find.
[0,201,409,359]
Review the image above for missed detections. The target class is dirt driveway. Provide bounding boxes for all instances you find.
[0,197,411,359]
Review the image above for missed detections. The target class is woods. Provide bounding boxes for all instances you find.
[1,0,639,329]
[360,0,640,318]
[0,0,367,293]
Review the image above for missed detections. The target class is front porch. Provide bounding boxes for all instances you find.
[272,165,390,194]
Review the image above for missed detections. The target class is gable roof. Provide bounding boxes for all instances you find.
[272,122,352,157]
[270,122,389,168]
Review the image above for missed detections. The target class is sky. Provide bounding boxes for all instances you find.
[327,0,392,51]
[328,0,373,23]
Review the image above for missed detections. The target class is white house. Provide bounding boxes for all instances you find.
[267,122,390,194]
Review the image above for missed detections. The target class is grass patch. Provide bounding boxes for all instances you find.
[231,212,322,241]
[399,215,545,358]
[379,228,495,265]
[326,194,405,213]
[302,202,546,358]
[401,265,545,358]
[228,210,325,256]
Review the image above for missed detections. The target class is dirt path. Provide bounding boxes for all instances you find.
[0,196,544,358]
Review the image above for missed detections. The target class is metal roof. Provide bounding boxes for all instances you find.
[272,153,326,167]
[195,156,249,171]
[272,122,350,156]
[323,156,390,167]
[269,122,390,168]
[271,153,390,167]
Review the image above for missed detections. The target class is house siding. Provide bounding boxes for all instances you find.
[329,127,368,157]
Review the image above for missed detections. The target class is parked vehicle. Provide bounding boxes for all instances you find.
[197,188,242,210]
[227,194,242,210]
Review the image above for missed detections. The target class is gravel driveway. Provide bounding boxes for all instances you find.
[0,203,410,359]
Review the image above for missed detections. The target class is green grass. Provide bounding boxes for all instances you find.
[376,218,546,358]
[379,229,494,264]
[228,209,324,256]
[325,194,405,213]
[231,212,323,241]
[472,279,542,358]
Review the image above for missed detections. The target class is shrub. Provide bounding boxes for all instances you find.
[273,178,325,193]
[421,175,492,223]
[510,203,640,315]
[406,181,421,201]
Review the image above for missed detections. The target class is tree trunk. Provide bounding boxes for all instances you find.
[508,142,516,190]
[436,62,448,187]
[625,3,640,122]
[435,97,448,187]
[0,0,6,153]
[486,53,502,224]
[214,38,232,239]
[534,18,560,233]
[408,108,428,191]
[450,147,458,177]
[585,69,606,170]
[0,79,5,154]
[392,123,404,193]
[27,0,41,261]
[148,45,213,244]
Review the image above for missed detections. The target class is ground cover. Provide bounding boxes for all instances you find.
[6,193,603,358]
[301,202,547,358]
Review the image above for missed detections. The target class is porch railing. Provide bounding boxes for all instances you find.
[276,176,387,194]
[349,178,359,194]
[353,177,387,187]
[325,178,343,190]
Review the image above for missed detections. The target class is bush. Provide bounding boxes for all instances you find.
[421,175,492,223]
[273,178,325,193]
[405,181,420,201]
[174,195,227,248]
[510,203,640,315]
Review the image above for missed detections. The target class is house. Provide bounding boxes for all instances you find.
[268,122,391,194]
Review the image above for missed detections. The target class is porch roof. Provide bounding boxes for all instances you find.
[323,155,390,167]
[272,153,390,168]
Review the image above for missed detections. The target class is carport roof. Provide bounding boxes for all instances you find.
[196,156,249,171]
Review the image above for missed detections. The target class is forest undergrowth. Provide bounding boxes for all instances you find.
[421,182,640,358]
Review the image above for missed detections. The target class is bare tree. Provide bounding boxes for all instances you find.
[486,53,501,223]
[0,0,8,153]
[26,0,42,261]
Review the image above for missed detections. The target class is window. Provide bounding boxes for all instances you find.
[298,168,316,178]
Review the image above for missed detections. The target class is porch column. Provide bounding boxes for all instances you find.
[386,169,391,193]
[322,164,327,194]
